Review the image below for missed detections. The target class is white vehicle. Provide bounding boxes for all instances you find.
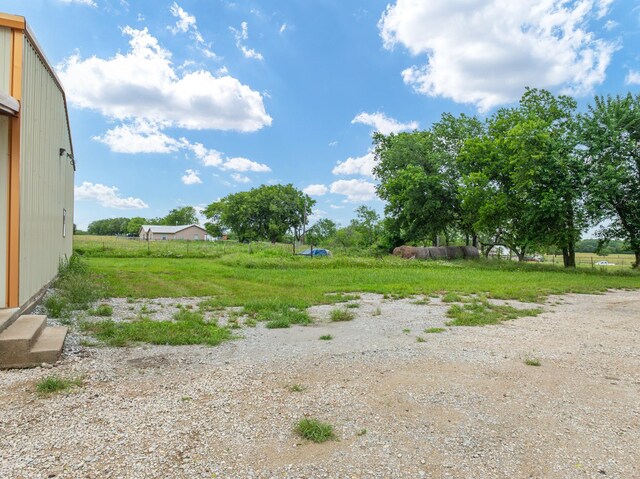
[595,260,615,266]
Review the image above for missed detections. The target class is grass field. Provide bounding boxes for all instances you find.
[76,236,640,305]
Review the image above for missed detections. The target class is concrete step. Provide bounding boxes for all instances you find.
[0,321,68,369]
[21,326,68,367]
[0,308,21,333]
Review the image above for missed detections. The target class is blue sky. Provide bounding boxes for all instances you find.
[4,0,640,230]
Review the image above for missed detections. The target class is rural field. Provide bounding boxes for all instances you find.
[1,236,639,478]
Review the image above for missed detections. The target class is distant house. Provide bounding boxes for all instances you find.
[487,245,518,260]
[138,224,209,241]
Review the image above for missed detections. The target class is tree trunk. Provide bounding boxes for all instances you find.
[562,244,576,268]
[517,252,526,262]
[634,250,640,269]
[465,234,470,246]
[472,234,478,248]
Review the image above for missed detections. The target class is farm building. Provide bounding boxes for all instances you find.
[139,224,209,241]
[0,13,74,367]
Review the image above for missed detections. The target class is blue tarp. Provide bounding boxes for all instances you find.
[297,248,330,257]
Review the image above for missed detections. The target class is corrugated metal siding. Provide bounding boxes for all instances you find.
[18,37,74,305]
[0,27,11,95]
[0,116,8,307]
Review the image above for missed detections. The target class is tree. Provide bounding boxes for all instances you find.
[126,217,147,235]
[351,206,380,246]
[581,93,640,268]
[162,206,199,226]
[306,218,337,245]
[203,184,315,243]
[87,217,129,236]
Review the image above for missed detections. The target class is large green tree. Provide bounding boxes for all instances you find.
[581,93,640,267]
[203,184,314,243]
[306,218,337,246]
[87,217,129,236]
[162,206,199,226]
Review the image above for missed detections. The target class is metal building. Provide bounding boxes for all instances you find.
[0,12,74,367]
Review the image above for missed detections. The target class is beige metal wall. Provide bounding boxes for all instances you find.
[18,36,74,305]
[174,225,207,240]
[0,26,10,307]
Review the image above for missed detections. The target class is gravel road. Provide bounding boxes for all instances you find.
[1,291,639,478]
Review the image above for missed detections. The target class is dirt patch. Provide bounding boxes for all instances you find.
[1,291,639,478]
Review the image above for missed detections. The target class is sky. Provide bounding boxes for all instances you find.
[3,0,640,230]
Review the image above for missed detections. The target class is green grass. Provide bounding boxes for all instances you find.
[319,334,333,340]
[442,292,465,303]
[288,384,306,392]
[44,294,69,319]
[424,327,446,334]
[446,299,543,326]
[90,303,113,317]
[330,308,355,322]
[173,309,206,323]
[295,418,336,443]
[416,336,426,343]
[80,315,232,347]
[525,358,541,366]
[345,303,360,308]
[242,299,311,329]
[36,376,83,395]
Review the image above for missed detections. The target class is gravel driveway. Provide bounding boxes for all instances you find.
[1,291,639,478]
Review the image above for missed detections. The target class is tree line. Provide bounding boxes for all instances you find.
[84,207,200,236]
[372,89,640,268]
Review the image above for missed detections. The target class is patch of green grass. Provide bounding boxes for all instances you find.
[243,299,311,329]
[416,336,426,343]
[44,294,69,319]
[372,307,382,316]
[442,291,464,303]
[525,358,541,367]
[356,429,367,436]
[412,297,430,305]
[289,384,306,392]
[424,327,446,334]
[345,303,360,309]
[295,418,335,443]
[402,328,411,334]
[36,376,82,395]
[80,315,232,347]
[319,334,333,340]
[446,299,542,327]
[90,303,113,317]
[173,309,205,322]
[244,318,257,327]
[330,308,355,322]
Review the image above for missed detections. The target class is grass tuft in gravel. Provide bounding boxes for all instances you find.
[416,336,426,343]
[295,418,335,443]
[345,303,360,309]
[525,358,541,366]
[442,292,465,303]
[36,376,82,395]
[44,294,69,319]
[289,384,306,392]
[330,308,355,322]
[90,303,113,317]
[446,299,542,326]
[173,309,205,322]
[243,299,311,329]
[80,315,232,347]
[319,334,333,340]
[425,327,446,334]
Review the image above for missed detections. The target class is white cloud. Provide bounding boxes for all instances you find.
[329,204,344,210]
[303,184,329,196]
[330,179,377,202]
[596,0,614,19]
[231,21,264,60]
[332,151,377,178]
[279,23,288,34]
[604,20,618,30]
[181,169,202,185]
[231,173,251,183]
[328,141,338,147]
[352,112,418,135]
[220,157,271,172]
[59,0,96,6]
[169,2,217,58]
[626,70,640,85]
[94,120,182,154]
[379,0,617,111]
[75,182,149,209]
[58,26,271,131]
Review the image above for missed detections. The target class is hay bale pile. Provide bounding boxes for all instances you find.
[392,245,479,260]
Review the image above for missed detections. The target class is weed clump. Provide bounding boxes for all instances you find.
[446,299,542,326]
[295,418,335,443]
[330,308,355,322]
[36,376,82,395]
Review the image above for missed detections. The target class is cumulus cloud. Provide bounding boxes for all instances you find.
[169,2,217,58]
[75,182,149,209]
[220,157,271,172]
[626,70,640,85]
[379,0,617,111]
[59,0,96,6]
[181,169,202,185]
[352,112,418,135]
[94,120,183,154]
[58,26,271,131]
[230,22,264,60]
[332,151,377,178]
[303,184,329,196]
[330,179,377,202]
[231,173,251,183]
